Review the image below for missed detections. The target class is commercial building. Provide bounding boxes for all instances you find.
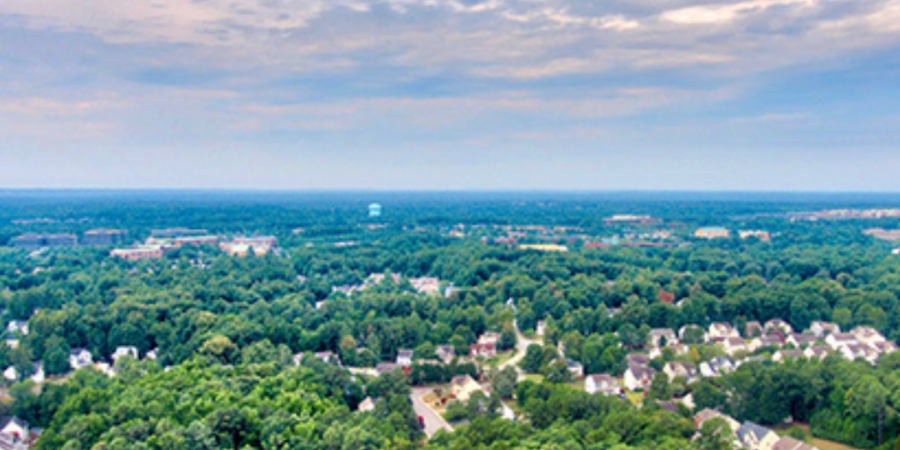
[10,233,77,249]
[82,229,129,246]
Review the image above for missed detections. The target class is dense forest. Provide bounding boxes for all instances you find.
[3,191,900,450]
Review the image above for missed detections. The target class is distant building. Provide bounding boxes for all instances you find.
[603,215,655,224]
[435,345,456,364]
[369,203,382,218]
[82,229,128,246]
[220,236,277,256]
[518,244,568,252]
[150,228,208,238]
[111,245,164,261]
[694,227,730,239]
[357,397,376,412]
[739,230,771,242]
[10,233,77,249]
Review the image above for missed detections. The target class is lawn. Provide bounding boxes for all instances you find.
[772,424,863,450]
[624,391,644,407]
[523,374,545,383]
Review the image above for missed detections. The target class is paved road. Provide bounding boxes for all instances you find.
[411,387,453,438]
[497,320,538,381]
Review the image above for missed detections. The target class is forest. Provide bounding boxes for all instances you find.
[2,191,900,450]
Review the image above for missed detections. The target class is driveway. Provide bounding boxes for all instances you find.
[497,320,538,381]
[410,387,453,438]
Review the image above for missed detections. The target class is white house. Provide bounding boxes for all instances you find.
[721,337,748,356]
[585,374,620,396]
[0,416,29,444]
[146,348,159,360]
[700,357,734,378]
[679,325,709,343]
[765,319,793,335]
[536,320,547,337]
[748,335,783,352]
[648,328,678,348]
[112,346,139,362]
[624,365,656,391]
[785,333,817,349]
[825,333,857,350]
[396,349,414,367]
[69,349,93,370]
[851,327,887,346]
[809,321,840,338]
[663,361,698,381]
[5,321,28,336]
[708,323,740,341]
[804,346,832,360]
[358,397,376,412]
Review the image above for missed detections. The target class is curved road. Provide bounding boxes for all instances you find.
[497,320,539,381]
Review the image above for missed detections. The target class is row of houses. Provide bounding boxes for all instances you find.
[3,346,156,384]
[694,409,818,450]
[333,273,450,297]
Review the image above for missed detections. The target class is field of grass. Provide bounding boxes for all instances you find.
[523,374,545,383]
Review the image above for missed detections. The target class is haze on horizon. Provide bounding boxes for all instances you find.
[1,0,898,191]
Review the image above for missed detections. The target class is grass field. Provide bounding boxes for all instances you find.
[625,391,644,407]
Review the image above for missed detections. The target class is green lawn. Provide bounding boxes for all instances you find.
[625,391,644,407]
[523,374,545,383]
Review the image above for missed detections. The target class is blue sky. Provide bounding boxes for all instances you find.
[1,0,898,190]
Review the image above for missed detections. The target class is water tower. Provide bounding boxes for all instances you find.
[369,203,382,218]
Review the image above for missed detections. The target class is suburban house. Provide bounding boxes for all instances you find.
[396,350,414,367]
[852,326,887,346]
[772,350,804,362]
[648,328,679,348]
[663,361,698,381]
[357,397,376,412]
[0,416,31,449]
[810,321,840,338]
[450,375,484,402]
[699,356,735,378]
[786,333,817,348]
[478,332,502,345]
[565,359,584,378]
[585,374,620,396]
[69,349,93,370]
[650,344,689,359]
[470,343,497,358]
[804,346,832,360]
[749,335,783,352]
[721,337,748,355]
[626,353,651,367]
[112,346,139,362]
[825,333,857,349]
[840,343,874,363]
[314,351,342,366]
[736,422,780,450]
[435,345,456,364]
[5,321,28,336]
[708,323,740,341]
[536,320,546,336]
[624,365,656,391]
[765,319,794,335]
[694,408,741,433]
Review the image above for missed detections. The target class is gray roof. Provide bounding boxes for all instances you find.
[737,422,773,443]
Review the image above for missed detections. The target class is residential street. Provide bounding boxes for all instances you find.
[410,387,453,438]
[497,320,538,381]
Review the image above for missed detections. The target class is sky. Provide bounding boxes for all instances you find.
[0,0,899,191]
